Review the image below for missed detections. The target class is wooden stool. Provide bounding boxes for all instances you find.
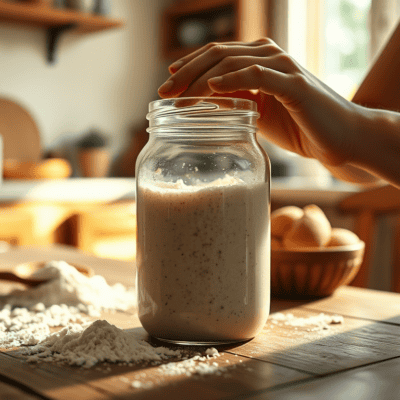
[338,185,400,290]
[71,201,136,261]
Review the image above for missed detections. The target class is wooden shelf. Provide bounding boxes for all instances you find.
[0,2,123,32]
[164,0,237,16]
[161,0,267,60]
[0,1,124,62]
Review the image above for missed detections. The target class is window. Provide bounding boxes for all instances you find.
[287,0,400,99]
[261,0,400,180]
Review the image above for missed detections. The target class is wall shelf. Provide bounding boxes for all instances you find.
[161,0,267,60]
[0,1,124,63]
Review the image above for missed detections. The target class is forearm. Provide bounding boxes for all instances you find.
[347,107,400,189]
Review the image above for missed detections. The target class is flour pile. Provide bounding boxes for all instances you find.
[2,260,136,315]
[22,319,224,373]
[23,320,183,368]
[0,260,136,348]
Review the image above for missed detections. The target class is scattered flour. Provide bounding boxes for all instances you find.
[0,260,136,348]
[0,261,228,381]
[0,304,88,348]
[158,349,225,377]
[269,312,344,332]
[131,380,154,389]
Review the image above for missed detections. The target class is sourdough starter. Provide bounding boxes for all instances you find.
[137,176,270,343]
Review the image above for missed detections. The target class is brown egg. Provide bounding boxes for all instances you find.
[327,228,360,247]
[271,236,282,250]
[283,204,331,249]
[271,206,304,239]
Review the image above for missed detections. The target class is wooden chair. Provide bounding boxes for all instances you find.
[338,184,400,292]
[393,218,400,293]
[0,208,35,246]
[71,201,136,261]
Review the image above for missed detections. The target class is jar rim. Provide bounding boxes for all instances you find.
[148,97,258,114]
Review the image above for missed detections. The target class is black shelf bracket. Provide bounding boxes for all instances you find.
[46,23,77,64]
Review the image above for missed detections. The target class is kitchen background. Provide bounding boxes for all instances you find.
[1,0,399,178]
[0,0,400,291]
[1,0,173,176]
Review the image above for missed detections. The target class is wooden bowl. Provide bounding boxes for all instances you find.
[271,241,365,299]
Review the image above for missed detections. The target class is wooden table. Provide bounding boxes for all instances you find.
[1,245,400,400]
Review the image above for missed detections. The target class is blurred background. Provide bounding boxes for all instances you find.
[1,0,399,180]
[0,0,399,290]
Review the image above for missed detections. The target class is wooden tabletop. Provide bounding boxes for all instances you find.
[1,245,400,400]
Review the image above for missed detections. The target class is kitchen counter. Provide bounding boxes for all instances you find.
[0,178,137,202]
[0,177,360,203]
[1,245,400,400]
[271,176,361,204]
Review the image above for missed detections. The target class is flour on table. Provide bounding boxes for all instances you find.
[0,304,88,348]
[0,261,228,379]
[268,312,344,332]
[23,320,182,368]
[23,318,227,377]
[0,260,136,348]
[1,260,238,382]
[2,260,136,316]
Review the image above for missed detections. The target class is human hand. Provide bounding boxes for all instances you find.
[158,38,362,167]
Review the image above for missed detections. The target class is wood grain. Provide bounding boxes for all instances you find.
[303,286,400,325]
[225,308,400,375]
[245,356,400,400]
[0,353,109,400]
[1,245,400,399]
[0,381,42,400]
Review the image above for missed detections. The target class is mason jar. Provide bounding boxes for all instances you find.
[136,97,271,345]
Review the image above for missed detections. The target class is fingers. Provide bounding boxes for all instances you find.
[168,38,274,74]
[207,65,294,102]
[181,54,295,98]
[159,43,284,98]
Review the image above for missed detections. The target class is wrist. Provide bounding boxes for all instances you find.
[348,104,379,166]
[350,106,400,187]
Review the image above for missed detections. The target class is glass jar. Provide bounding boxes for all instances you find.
[136,97,271,345]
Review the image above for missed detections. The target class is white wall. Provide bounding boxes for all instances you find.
[0,0,172,167]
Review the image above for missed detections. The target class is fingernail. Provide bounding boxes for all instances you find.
[158,80,174,93]
[208,76,223,85]
[169,60,183,71]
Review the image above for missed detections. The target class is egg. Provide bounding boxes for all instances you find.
[283,204,331,249]
[327,228,360,247]
[271,206,304,239]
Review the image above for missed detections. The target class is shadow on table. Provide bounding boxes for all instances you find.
[1,298,400,400]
